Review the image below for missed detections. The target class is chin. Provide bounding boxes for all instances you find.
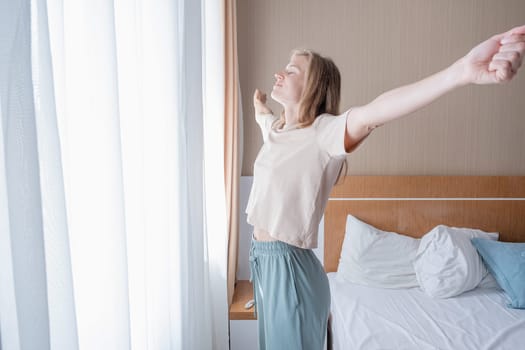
[270,91,283,105]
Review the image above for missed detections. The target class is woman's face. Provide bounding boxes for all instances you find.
[270,54,308,106]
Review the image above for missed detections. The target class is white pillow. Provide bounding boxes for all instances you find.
[414,225,499,298]
[337,215,420,288]
[477,272,501,290]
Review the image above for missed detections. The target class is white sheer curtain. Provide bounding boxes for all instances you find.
[0,0,228,349]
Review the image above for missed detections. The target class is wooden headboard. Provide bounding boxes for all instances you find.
[324,176,525,273]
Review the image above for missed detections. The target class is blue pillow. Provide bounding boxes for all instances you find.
[471,238,525,309]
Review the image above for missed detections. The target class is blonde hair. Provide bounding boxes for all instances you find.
[273,49,341,130]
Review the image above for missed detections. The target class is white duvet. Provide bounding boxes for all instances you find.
[328,273,525,350]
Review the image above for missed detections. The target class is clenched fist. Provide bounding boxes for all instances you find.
[253,89,273,115]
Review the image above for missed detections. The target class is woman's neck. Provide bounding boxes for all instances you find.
[283,105,300,126]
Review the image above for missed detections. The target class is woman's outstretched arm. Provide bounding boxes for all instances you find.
[345,25,525,151]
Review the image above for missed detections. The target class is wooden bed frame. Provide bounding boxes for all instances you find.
[324,176,525,273]
[323,176,525,349]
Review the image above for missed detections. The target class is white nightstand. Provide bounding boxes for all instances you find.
[229,280,258,350]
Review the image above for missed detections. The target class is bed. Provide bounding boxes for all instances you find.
[323,176,525,350]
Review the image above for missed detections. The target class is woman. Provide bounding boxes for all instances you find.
[246,25,525,350]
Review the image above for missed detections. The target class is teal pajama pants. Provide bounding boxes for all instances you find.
[249,237,331,350]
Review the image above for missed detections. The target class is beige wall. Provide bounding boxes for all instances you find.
[238,0,525,176]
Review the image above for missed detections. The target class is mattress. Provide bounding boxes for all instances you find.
[328,273,525,350]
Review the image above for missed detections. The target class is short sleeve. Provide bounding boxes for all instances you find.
[255,113,279,142]
[316,110,351,157]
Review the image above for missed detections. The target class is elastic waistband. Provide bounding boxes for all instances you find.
[250,235,304,255]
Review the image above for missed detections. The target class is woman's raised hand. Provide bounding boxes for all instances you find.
[253,89,273,115]
[460,24,525,85]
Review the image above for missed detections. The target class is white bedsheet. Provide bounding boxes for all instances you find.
[328,273,525,350]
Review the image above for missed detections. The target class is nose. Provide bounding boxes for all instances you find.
[274,72,284,81]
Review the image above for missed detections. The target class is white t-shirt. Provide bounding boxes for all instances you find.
[245,111,351,249]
